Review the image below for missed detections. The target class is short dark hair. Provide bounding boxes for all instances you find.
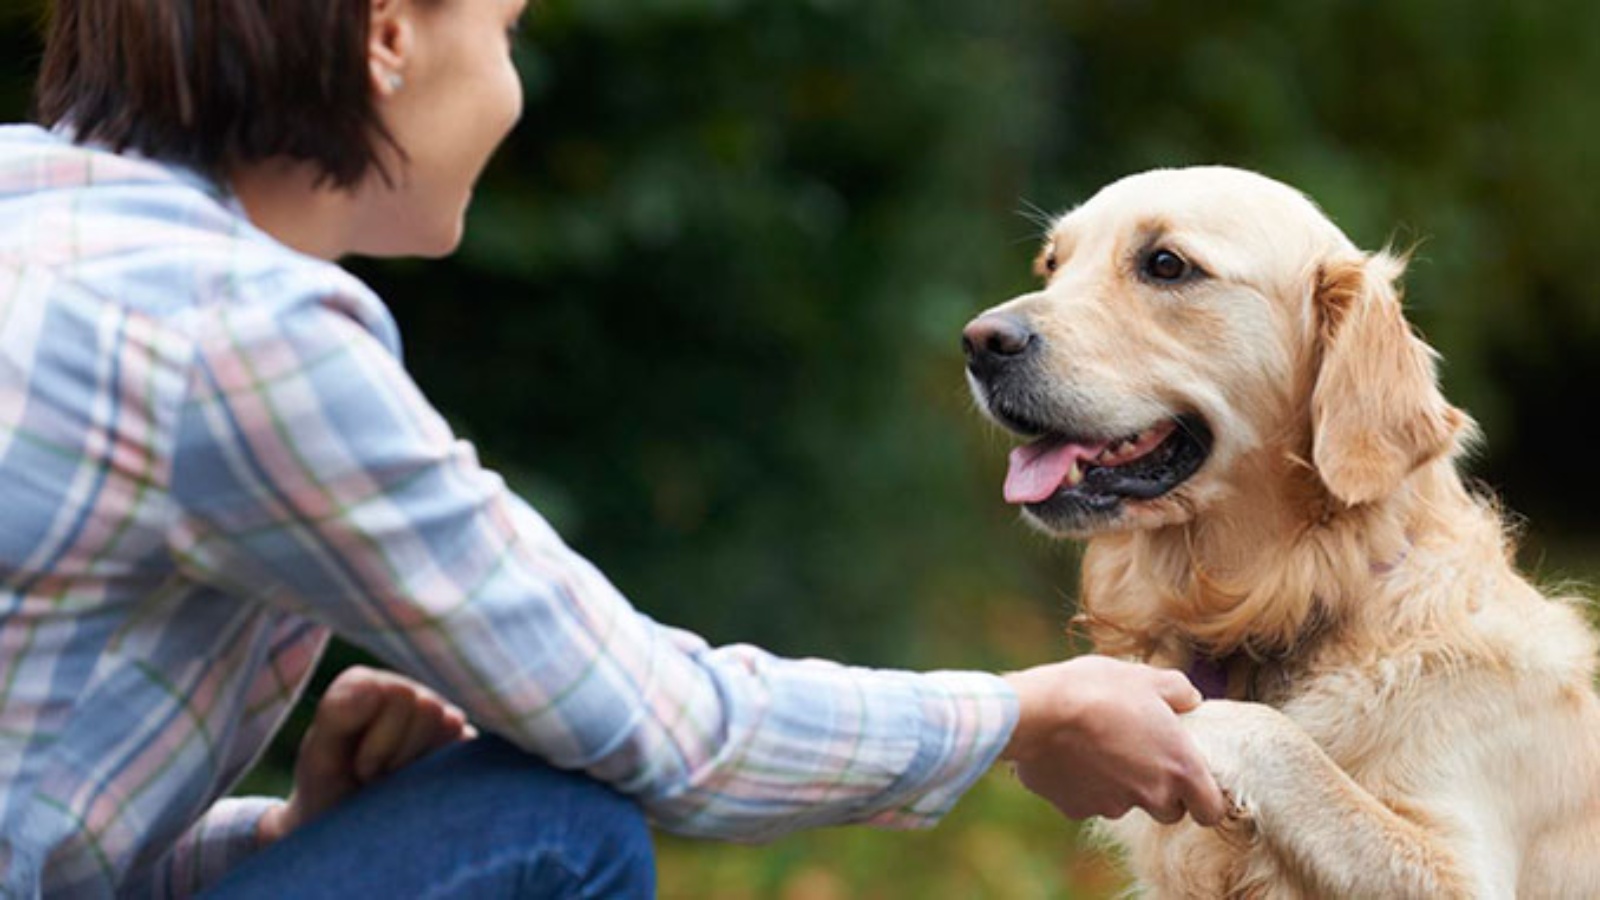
[35,0,394,189]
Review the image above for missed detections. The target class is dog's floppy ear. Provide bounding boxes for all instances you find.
[1310,251,1466,505]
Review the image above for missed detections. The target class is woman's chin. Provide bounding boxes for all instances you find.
[421,215,468,258]
[357,222,464,260]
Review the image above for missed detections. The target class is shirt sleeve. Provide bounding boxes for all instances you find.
[137,615,326,898]
[165,276,1018,840]
[143,797,279,899]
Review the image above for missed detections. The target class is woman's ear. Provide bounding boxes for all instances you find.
[368,0,415,98]
[1309,251,1467,505]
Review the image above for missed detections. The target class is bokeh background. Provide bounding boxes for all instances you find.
[5,1,1600,897]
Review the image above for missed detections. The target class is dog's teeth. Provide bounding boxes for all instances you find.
[1094,441,1138,465]
[1064,461,1084,486]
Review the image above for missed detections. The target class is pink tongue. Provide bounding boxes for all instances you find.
[1004,438,1108,504]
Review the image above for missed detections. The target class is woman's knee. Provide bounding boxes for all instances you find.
[435,736,657,896]
[559,780,655,899]
[202,736,655,899]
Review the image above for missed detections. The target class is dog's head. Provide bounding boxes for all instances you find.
[964,166,1468,538]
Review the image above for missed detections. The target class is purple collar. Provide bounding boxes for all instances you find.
[1180,540,1410,702]
[1185,653,1232,700]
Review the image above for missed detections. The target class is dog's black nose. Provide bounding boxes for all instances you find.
[962,313,1036,376]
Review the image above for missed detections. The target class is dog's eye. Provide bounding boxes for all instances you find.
[1142,249,1190,282]
[1035,247,1058,279]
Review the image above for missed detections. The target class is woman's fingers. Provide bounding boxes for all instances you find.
[350,673,471,782]
[351,683,418,783]
[1155,669,1204,713]
[1173,735,1229,827]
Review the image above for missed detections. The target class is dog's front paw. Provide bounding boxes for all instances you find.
[1180,699,1294,817]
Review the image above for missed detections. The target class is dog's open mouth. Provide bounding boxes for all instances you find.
[1003,414,1213,514]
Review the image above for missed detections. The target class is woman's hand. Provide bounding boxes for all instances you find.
[1001,655,1227,826]
[257,665,475,846]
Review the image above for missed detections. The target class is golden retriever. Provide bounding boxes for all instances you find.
[961,166,1600,898]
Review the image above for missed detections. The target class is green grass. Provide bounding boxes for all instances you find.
[655,771,1127,900]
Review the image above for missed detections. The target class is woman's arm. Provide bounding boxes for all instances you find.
[166,280,1018,839]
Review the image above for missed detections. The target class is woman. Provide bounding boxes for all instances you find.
[0,0,1226,896]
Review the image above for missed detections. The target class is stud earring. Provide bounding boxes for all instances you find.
[385,72,404,92]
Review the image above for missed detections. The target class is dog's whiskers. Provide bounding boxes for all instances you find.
[1014,197,1059,237]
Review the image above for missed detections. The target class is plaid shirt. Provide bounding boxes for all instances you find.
[0,125,1017,898]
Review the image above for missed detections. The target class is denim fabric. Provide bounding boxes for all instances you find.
[201,737,656,899]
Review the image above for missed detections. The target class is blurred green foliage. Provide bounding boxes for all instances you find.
[5,1,1600,896]
[360,1,1075,666]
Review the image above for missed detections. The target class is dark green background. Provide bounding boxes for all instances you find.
[4,2,1598,895]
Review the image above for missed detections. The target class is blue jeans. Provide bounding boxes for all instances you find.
[202,736,656,899]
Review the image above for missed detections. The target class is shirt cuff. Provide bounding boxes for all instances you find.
[867,670,1019,829]
[159,796,280,897]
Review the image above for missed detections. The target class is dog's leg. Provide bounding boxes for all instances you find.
[1182,700,1483,899]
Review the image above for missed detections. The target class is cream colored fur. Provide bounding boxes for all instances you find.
[974,167,1600,898]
